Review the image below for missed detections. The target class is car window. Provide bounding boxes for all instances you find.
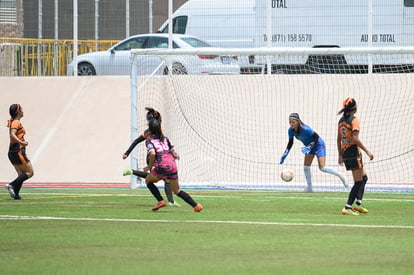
[405,0,414,7]
[143,37,179,48]
[160,16,188,34]
[180,37,212,48]
[114,37,147,51]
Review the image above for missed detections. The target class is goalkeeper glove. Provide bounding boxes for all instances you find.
[279,149,290,164]
[301,141,315,155]
[301,146,311,154]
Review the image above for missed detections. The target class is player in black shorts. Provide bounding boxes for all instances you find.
[337,98,374,215]
[5,104,34,200]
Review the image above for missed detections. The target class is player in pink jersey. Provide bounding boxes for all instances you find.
[122,107,178,206]
[144,119,203,212]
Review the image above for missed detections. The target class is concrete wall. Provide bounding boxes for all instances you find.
[0,76,131,184]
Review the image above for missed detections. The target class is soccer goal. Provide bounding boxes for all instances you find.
[129,47,414,192]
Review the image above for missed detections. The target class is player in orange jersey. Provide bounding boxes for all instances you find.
[337,98,374,215]
[5,104,34,200]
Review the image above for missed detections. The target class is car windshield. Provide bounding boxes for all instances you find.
[114,37,146,51]
[180,37,211,48]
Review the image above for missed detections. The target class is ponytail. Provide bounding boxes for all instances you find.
[337,98,357,117]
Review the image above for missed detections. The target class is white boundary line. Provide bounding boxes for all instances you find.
[1,215,413,229]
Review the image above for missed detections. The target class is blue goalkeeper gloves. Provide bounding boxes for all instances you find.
[301,146,311,154]
[279,149,290,164]
[301,141,316,154]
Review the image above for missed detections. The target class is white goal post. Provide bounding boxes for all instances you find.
[129,47,414,192]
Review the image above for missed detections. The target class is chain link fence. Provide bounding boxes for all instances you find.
[0,0,187,76]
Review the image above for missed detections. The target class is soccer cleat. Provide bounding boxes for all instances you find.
[13,195,22,200]
[168,201,181,207]
[341,207,359,216]
[353,205,368,214]
[193,203,203,212]
[152,200,167,211]
[122,168,133,176]
[5,184,15,199]
[303,186,313,193]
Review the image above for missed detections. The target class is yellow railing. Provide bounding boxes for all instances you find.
[0,38,120,76]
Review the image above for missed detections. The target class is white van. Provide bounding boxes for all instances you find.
[159,0,255,48]
[158,0,414,73]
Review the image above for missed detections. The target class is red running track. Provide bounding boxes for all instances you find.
[1,182,130,188]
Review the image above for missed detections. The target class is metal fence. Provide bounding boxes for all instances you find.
[0,38,119,76]
[0,0,188,76]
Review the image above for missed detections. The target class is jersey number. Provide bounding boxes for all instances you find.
[152,140,169,152]
[340,126,347,140]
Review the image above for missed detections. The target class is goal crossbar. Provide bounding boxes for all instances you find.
[131,46,414,56]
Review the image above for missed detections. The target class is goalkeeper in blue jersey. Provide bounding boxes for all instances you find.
[279,113,348,192]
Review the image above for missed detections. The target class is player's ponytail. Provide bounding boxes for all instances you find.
[337,98,357,117]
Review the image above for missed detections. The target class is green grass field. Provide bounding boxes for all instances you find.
[1,188,414,275]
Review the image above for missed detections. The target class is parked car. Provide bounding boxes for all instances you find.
[67,33,240,76]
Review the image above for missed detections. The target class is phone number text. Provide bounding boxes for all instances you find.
[264,34,313,42]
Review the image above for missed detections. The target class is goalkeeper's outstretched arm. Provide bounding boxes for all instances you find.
[280,138,294,164]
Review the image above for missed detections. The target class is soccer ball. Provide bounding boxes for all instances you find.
[281,169,294,182]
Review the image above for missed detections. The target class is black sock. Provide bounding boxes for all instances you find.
[146,183,164,201]
[356,175,368,201]
[11,173,29,195]
[177,190,197,207]
[133,169,149,179]
[347,181,362,206]
[164,181,174,203]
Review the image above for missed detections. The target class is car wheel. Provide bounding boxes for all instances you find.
[163,63,187,75]
[78,62,96,76]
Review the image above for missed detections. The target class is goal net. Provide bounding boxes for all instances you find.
[130,47,414,192]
